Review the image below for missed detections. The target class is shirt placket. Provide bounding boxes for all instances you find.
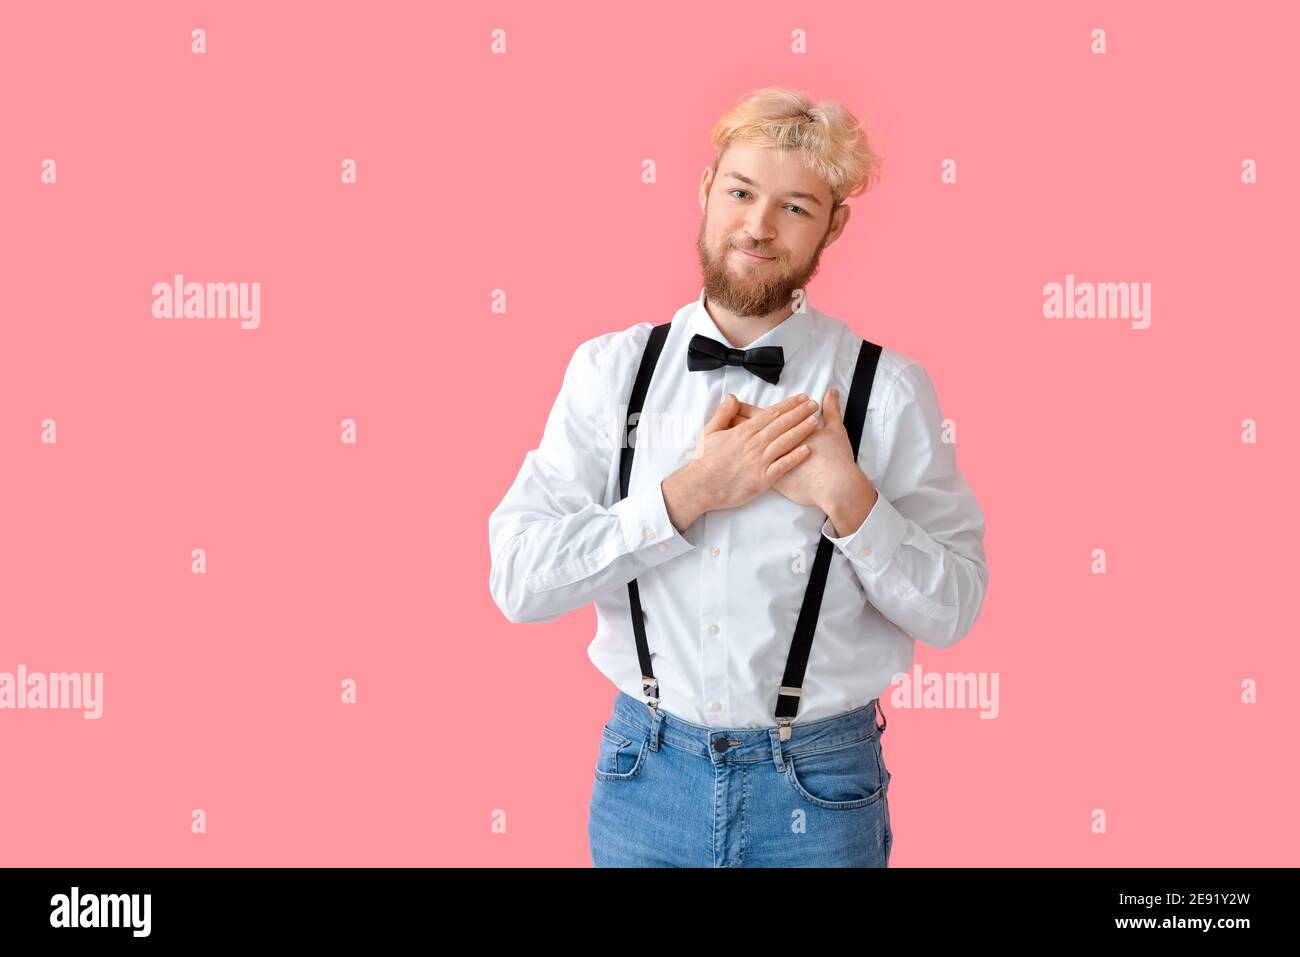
[698,372,733,726]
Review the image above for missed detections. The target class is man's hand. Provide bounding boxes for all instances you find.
[728,388,879,530]
[662,392,821,531]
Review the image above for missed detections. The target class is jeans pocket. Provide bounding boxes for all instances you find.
[785,735,885,810]
[594,721,649,781]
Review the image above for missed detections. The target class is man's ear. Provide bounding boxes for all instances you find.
[823,202,851,248]
[699,164,716,212]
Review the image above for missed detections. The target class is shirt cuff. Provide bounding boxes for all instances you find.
[821,489,907,574]
[612,479,698,569]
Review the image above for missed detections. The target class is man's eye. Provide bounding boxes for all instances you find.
[729,190,808,216]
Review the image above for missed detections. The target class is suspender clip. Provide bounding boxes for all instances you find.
[777,686,800,741]
[642,676,659,719]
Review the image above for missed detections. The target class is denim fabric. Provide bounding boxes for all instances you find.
[589,689,892,867]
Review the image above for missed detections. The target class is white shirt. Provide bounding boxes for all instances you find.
[488,288,989,728]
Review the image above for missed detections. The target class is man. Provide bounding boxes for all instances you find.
[488,87,989,867]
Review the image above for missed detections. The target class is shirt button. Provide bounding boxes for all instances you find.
[860,545,872,557]
[643,527,656,541]
[657,543,667,552]
[898,585,909,595]
[708,700,722,711]
[711,546,720,557]
[707,623,719,635]
[586,557,596,568]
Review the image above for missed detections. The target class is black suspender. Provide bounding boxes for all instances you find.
[775,335,881,738]
[619,322,672,717]
[618,320,882,737]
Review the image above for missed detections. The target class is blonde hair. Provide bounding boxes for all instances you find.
[709,87,883,208]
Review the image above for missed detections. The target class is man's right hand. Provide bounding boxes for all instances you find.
[662,392,821,530]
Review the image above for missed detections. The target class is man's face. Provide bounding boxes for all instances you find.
[697,143,849,317]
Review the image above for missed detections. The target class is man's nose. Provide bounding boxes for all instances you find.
[744,207,778,241]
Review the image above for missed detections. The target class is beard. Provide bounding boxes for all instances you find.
[695,214,831,318]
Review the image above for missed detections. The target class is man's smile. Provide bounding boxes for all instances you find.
[733,246,777,264]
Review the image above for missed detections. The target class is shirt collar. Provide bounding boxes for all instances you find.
[685,286,815,365]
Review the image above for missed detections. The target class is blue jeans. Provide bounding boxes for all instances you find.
[588,689,893,867]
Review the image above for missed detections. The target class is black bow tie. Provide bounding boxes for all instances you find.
[686,333,784,384]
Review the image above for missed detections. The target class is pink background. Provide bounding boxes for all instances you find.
[2,1,1296,866]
